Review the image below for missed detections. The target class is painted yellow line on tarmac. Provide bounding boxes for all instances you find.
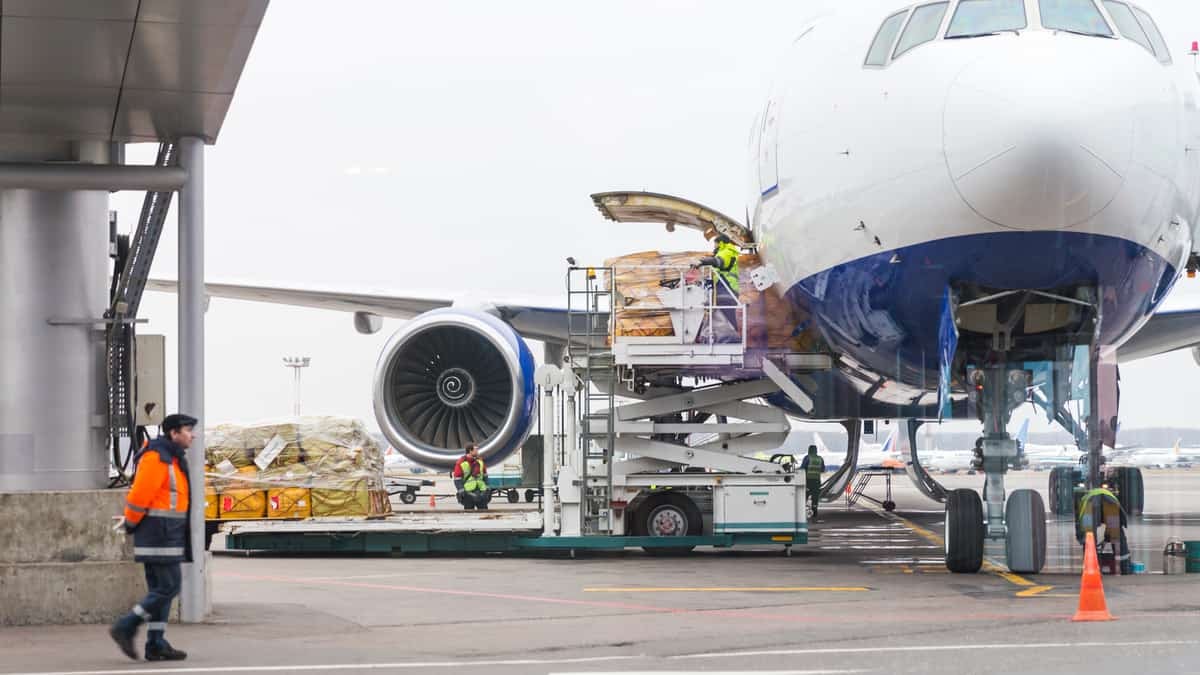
[863,503,1053,595]
[1014,585,1075,598]
[584,586,871,593]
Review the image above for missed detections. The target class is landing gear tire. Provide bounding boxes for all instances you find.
[506,489,519,504]
[1004,489,1047,574]
[1048,466,1075,516]
[633,492,702,556]
[945,488,984,573]
[1111,466,1144,516]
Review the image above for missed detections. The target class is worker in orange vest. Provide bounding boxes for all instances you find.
[108,414,197,662]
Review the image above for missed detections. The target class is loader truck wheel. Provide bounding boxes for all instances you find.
[506,489,519,504]
[633,492,702,556]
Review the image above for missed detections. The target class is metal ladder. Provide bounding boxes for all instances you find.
[106,141,178,475]
[566,266,616,535]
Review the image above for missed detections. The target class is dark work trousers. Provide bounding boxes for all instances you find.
[712,283,740,341]
[462,490,492,510]
[140,562,182,645]
[807,479,821,519]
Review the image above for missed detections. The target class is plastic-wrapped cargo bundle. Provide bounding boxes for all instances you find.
[205,424,252,471]
[605,251,706,338]
[217,466,267,519]
[204,416,391,520]
[262,463,312,519]
[737,252,821,351]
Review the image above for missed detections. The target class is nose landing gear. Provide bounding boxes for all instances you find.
[945,366,1047,574]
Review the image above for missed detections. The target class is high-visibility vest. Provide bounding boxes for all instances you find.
[805,455,825,480]
[711,241,740,294]
[459,458,488,492]
[1078,487,1122,533]
[124,438,191,563]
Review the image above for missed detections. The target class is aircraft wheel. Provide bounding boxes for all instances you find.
[1111,466,1144,516]
[945,488,984,573]
[1004,489,1047,574]
[1048,467,1075,516]
[634,492,701,555]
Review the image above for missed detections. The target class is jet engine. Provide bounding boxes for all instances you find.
[373,309,537,470]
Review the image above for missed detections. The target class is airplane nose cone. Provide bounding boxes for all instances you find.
[944,41,1134,230]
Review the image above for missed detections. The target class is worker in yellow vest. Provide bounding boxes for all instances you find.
[800,445,825,521]
[694,234,741,341]
[453,443,491,511]
[1078,486,1131,574]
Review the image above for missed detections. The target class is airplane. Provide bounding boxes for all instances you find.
[152,0,1200,575]
[923,446,975,474]
[1123,440,1200,468]
[383,446,424,474]
[814,428,903,471]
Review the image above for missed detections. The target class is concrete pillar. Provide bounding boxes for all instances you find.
[177,137,208,622]
[0,151,109,491]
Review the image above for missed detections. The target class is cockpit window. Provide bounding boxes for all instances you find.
[1039,0,1113,37]
[866,10,910,66]
[946,0,1028,39]
[1130,5,1172,63]
[894,2,950,58]
[1102,1,1153,53]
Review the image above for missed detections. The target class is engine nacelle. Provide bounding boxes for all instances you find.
[373,309,537,470]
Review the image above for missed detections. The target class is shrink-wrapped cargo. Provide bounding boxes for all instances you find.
[243,421,304,468]
[311,477,370,517]
[605,251,706,338]
[218,466,267,520]
[204,416,390,521]
[263,463,313,519]
[205,425,253,470]
[203,477,218,520]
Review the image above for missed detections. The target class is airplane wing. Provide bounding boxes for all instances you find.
[1117,308,1200,362]
[144,279,570,343]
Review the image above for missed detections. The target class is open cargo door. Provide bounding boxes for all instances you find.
[591,191,753,247]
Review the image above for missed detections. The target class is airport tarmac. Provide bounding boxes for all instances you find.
[1,470,1197,675]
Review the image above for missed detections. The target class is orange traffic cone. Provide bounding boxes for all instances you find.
[1072,532,1114,622]
[428,493,436,508]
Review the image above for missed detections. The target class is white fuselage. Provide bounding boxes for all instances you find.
[742,1,1200,416]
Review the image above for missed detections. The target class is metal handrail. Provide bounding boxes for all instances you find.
[608,263,747,347]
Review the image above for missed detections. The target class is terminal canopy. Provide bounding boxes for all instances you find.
[0,0,268,145]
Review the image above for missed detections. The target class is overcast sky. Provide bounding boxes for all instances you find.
[121,0,1200,438]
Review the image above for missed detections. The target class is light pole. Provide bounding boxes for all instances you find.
[283,356,311,417]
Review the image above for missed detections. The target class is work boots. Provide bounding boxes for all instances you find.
[108,623,139,661]
[145,640,188,661]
